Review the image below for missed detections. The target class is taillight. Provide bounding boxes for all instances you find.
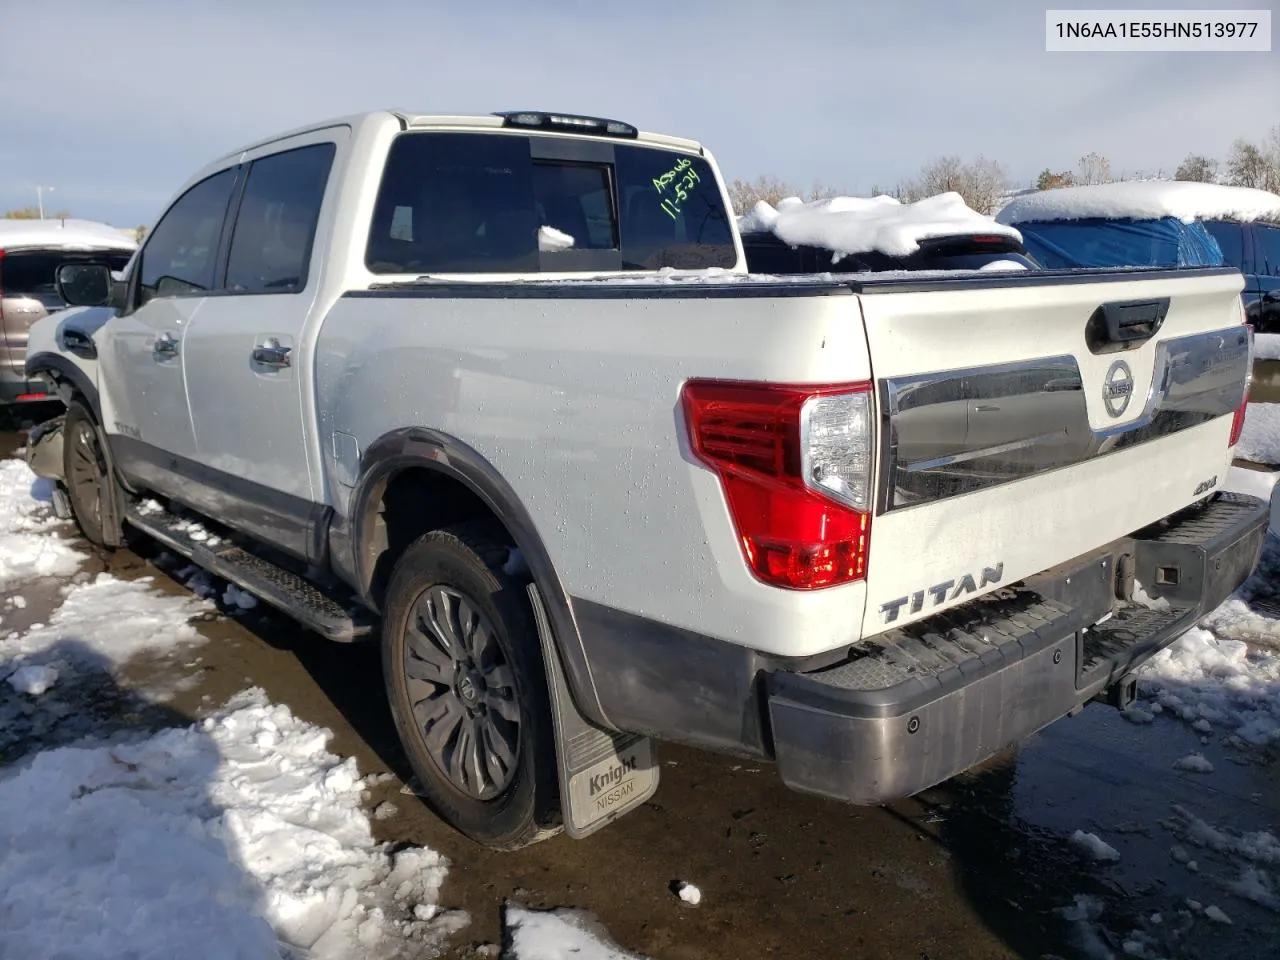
[1229,322,1254,448]
[682,379,874,589]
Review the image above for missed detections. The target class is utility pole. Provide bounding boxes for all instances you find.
[34,185,53,220]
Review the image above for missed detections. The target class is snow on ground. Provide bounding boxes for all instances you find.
[736,192,1022,259]
[2,573,207,668]
[1235,403,1280,465]
[0,460,83,590]
[505,904,646,960]
[995,181,1280,225]
[1070,830,1122,862]
[1254,334,1280,362]
[0,687,464,960]
[1137,627,1280,746]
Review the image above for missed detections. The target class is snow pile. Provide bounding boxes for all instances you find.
[1254,334,1280,362]
[1235,403,1280,465]
[537,225,575,252]
[676,881,702,905]
[1136,627,1280,746]
[1070,830,1122,863]
[737,192,1022,259]
[1,572,206,668]
[5,662,59,695]
[996,181,1280,225]
[0,460,83,590]
[1172,752,1214,774]
[0,687,462,960]
[505,904,645,960]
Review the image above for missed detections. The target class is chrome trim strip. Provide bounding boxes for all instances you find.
[877,326,1249,513]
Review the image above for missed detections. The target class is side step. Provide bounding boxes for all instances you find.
[125,502,375,642]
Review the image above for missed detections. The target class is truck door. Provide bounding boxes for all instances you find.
[179,133,340,560]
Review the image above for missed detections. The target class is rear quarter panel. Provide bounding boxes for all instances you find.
[315,285,876,657]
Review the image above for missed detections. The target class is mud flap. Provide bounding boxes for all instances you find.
[526,583,659,839]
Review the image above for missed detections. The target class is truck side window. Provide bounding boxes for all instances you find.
[367,133,539,274]
[137,168,237,305]
[225,143,336,294]
[1256,224,1280,278]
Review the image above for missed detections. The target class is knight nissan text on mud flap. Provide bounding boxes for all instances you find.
[21,108,1268,849]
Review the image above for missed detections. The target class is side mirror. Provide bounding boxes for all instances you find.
[55,262,114,307]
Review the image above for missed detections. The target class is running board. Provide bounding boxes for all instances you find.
[527,584,659,839]
[125,503,375,642]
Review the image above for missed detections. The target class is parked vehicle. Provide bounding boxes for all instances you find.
[740,193,1039,274]
[1201,217,1280,333]
[997,181,1280,331]
[0,219,136,405]
[23,110,1267,851]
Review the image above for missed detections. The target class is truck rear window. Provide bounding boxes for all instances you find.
[366,132,736,274]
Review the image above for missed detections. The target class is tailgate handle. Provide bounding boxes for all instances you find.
[1086,298,1170,353]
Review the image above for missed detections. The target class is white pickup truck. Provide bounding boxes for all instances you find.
[24,110,1268,850]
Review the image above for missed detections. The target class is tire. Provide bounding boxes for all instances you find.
[62,400,109,547]
[381,522,560,850]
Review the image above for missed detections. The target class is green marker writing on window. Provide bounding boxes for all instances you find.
[653,158,701,219]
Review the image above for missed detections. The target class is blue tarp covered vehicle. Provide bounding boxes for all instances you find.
[1011,215,1225,269]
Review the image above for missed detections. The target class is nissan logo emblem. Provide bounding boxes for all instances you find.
[1102,359,1135,418]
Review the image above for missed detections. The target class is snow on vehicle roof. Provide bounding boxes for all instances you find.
[0,218,137,252]
[995,181,1280,226]
[738,193,1022,260]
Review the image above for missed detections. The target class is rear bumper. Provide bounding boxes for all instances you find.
[0,365,54,405]
[767,492,1270,804]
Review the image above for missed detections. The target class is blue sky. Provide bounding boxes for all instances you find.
[0,0,1274,226]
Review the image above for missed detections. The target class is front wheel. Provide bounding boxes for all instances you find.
[62,400,109,547]
[381,523,560,849]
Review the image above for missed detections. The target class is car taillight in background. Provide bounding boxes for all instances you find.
[682,379,873,589]
[1229,322,1254,448]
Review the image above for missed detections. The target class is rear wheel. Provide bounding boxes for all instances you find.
[62,400,108,547]
[381,523,560,849]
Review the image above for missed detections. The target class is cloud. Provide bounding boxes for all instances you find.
[0,0,1270,224]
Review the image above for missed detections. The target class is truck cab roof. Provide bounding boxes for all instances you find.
[216,110,703,165]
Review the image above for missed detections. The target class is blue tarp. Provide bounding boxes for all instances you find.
[1013,216,1225,269]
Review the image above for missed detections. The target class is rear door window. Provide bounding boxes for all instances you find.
[366,132,736,274]
[225,142,336,293]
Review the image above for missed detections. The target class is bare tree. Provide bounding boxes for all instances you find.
[725,175,800,213]
[1036,169,1075,190]
[1226,138,1271,189]
[898,155,1009,213]
[1076,152,1113,185]
[1265,125,1280,193]
[3,206,72,219]
[1175,154,1218,182]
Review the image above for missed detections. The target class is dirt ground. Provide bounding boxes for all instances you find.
[3,407,1277,960]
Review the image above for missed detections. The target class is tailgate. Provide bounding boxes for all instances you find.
[857,268,1249,638]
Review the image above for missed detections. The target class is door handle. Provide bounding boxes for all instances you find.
[252,338,291,369]
[153,332,179,358]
